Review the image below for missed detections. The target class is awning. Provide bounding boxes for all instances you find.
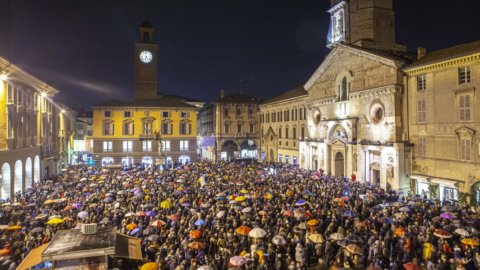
[431,178,457,188]
[17,243,49,270]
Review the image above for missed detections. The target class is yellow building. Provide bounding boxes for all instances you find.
[404,42,480,204]
[0,56,74,199]
[90,21,202,167]
[259,86,308,165]
[91,97,198,167]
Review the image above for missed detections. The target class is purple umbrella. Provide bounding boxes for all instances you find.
[72,203,82,208]
[182,202,192,207]
[130,227,141,235]
[146,210,157,217]
[440,212,454,219]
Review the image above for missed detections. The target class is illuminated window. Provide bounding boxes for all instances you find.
[103,122,114,135]
[459,94,471,122]
[180,140,189,151]
[161,140,171,151]
[142,141,152,152]
[458,66,471,84]
[417,100,426,123]
[103,141,112,152]
[417,74,426,91]
[122,141,133,152]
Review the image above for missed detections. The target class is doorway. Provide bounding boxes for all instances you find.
[334,152,344,177]
[372,169,380,186]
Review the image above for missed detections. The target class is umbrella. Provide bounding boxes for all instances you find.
[201,203,211,208]
[308,233,325,243]
[346,244,362,255]
[31,227,45,233]
[283,209,293,217]
[77,211,88,219]
[241,207,252,213]
[216,211,226,218]
[249,228,267,238]
[63,217,74,221]
[454,228,470,237]
[345,234,363,245]
[394,227,406,237]
[147,235,160,241]
[126,223,137,231]
[7,225,22,230]
[343,210,355,217]
[259,210,268,216]
[198,266,214,270]
[272,235,287,245]
[306,219,319,226]
[330,232,344,241]
[182,202,192,207]
[398,207,411,212]
[235,225,251,236]
[235,196,246,202]
[46,218,64,225]
[160,200,172,209]
[440,212,455,219]
[43,199,55,205]
[229,256,246,266]
[136,211,146,217]
[188,241,205,250]
[391,202,403,207]
[169,214,181,222]
[195,219,206,226]
[130,227,140,235]
[264,193,273,200]
[295,199,306,206]
[140,262,159,270]
[35,214,47,220]
[189,230,202,239]
[403,262,420,270]
[297,222,308,230]
[240,189,248,194]
[378,217,392,224]
[150,220,166,227]
[461,238,479,246]
[434,229,452,238]
[125,212,135,217]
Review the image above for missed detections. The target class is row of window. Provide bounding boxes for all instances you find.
[416,66,472,91]
[223,108,255,117]
[103,122,191,135]
[417,137,473,161]
[224,123,255,134]
[277,154,298,165]
[260,108,307,123]
[417,94,471,123]
[102,140,189,152]
[103,111,191,118]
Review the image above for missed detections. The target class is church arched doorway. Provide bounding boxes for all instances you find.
[334,152,344,177]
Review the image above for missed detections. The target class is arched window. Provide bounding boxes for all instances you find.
[341,77,348,101]
[143,31,150,42]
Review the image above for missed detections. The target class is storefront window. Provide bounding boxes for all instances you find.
[442,187,458,202]
[417,182,429,198]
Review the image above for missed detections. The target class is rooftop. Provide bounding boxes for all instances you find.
[92,94,196,108]
[262,86,308,104]
[216,93,262,104]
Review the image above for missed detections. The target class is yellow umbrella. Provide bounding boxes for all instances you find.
[160,200,172,209]
[7,225,22,230]
[235,196,246,202]
[140,262,159,270]
[43,199,55,205]
[240,189,248,194]
[46,218,64,225]
[308,233,325,243]
[264,194,273,200]
[461,238,479,246]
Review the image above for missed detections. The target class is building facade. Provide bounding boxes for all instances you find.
[198,91,261,161]
[0,57,74,199]
[259,86,308,165]
[299,0,413,192]
[404,42,480,204]
[90,21,201,168]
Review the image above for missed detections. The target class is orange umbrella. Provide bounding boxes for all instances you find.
[64,205,74,211]
[126,223,137,231]
[189,230,202,239]
[346,244,362,255]
[7,225,22,230]
[63,217,74,221]
[307,219,319,226]
[394,227,406,237]
[235,225,252,236]
[461,238,479,246]
[0,248,10,255]
[188,241,205,249]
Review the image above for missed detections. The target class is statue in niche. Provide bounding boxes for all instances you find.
[334,127,348,142]
[386,156,394,180]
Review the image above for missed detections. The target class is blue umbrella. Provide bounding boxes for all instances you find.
[182,202,192,207]
[379,217,392,224]
[295,200,306,206]
[215,196,225,200]
[130,227,141,235]
[195,219,206,226]
[343,210,355,218]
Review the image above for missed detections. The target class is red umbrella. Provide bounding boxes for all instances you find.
[434,229,452,238]
[169,214,180,222]
[283,210,293,217]
[403,262,420,270]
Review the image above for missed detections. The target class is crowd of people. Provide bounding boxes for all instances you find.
[0,161,479,270]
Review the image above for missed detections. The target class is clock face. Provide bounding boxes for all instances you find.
[139,50,153,63]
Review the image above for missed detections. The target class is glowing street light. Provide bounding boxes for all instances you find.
[0,73,8,81]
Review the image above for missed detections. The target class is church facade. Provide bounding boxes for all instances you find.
[299,0,413,192]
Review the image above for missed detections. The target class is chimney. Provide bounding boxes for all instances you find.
[220,89,225,98]
[417,47,426,60]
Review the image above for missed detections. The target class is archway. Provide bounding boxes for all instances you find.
[239,139,257,158]
[334,152,344,177]
[25,158,32,186]
[34,155,40,183]
[1,163,11,199]
[14,160,23,193]
[220,140,238,161]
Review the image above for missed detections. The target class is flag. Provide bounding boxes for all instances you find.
[198,175,206,187]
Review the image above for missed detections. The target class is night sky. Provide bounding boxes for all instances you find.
[1,0,479,109]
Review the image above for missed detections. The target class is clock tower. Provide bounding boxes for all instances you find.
[134,20,158,100]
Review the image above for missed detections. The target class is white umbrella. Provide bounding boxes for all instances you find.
[125,212,135,217]
[80,178,87,182]
[330,232,344,241]
[216,211,226,218]
[77,211,88,219]
[272,235,287,245]
[242,207,252,213]
[198,266,213,270]
[454,228,470,237]
[249,227,267,238]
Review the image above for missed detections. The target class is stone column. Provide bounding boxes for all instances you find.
[325,142,331,175]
